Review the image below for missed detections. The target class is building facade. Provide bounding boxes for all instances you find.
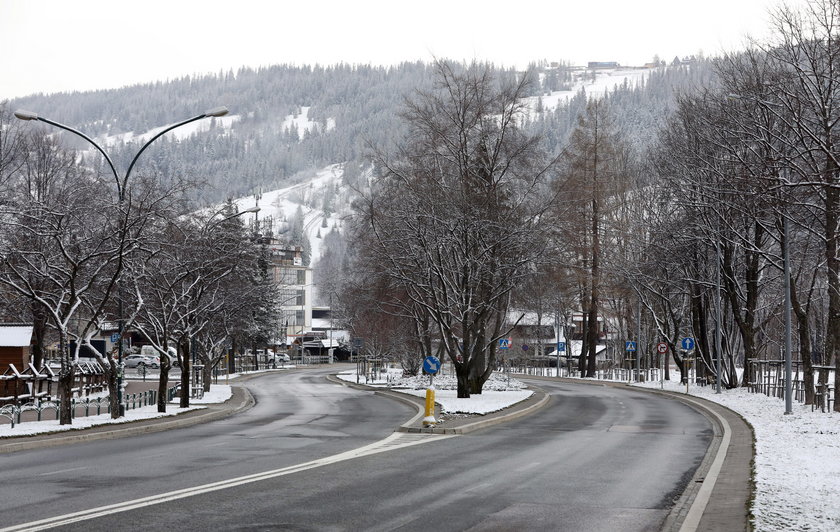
[265,241,313,340]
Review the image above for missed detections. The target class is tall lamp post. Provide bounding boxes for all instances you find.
[15,106,229,416]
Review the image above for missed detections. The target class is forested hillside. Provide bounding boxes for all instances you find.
[6,59,713,205]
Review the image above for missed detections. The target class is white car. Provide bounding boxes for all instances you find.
[124,354,160,369]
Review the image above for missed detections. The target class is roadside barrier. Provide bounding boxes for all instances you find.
[0,385,179,429]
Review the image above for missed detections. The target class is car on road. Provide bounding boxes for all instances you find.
[124,354,160,369]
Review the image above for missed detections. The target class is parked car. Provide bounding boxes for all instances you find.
[124,354,160,369]
[141,345,178,366]
[273,353,291,364]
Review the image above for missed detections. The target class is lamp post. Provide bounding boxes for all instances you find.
[15,106,229,417]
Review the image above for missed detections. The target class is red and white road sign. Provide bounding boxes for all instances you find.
[656,342,668,354]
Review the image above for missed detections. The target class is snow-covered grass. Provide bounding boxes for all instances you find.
[630,376,840,532]
[335,369,533,415]
[401,388,533,416]
[0,385,232,438]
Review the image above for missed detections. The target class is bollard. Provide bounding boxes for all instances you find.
[422,386,437,427]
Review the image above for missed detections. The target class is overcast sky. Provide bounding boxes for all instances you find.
[0,0,811,101]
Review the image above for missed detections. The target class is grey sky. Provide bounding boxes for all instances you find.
[0,0,809,100]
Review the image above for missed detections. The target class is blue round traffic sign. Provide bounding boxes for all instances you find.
[680,337,695,351]
[423,356,441,374]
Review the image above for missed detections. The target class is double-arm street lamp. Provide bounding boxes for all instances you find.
[15,106,229,416]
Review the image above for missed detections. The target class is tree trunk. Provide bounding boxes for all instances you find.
[106,362,120,419]
[578,311,588,377]
[157,357,170,413]
[789,280,815,404]
[57,331,73,425]
[203,362,213,392]
[455,363,470,398]
[467,342,486,395]
[586,195,600,378]
[31,305,48,369]
[228,337,237,374]
[179,338,190,408]
[824,182,840,411]
[690,279,710,382]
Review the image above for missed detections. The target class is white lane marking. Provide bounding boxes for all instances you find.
[36,467,87,477]
[677,396,732,532]
[1,432,454,532]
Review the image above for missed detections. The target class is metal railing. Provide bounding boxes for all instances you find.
[0,385,179,429]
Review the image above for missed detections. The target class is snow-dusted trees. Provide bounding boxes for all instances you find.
[126,203,278,409]
[0,128,131,423]
[553,100,635,377]
[643,0,840,404]
[358,61,557,398]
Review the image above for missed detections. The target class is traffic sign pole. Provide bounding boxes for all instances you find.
[656,342,668,389]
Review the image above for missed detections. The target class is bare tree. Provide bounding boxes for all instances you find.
[554,100,635,377]
[358,61,557,397]
[0,132,125,423]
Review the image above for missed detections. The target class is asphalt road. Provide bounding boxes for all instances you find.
[0,370,712,532]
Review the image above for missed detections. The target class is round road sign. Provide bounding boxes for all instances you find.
[656,342,668,354]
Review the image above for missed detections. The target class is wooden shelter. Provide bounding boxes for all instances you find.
[0,324,33,373]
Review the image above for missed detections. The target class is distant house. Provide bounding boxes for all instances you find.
[0,324,33,373]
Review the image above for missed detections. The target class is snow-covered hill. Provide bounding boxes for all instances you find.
[231,163,348,267]
[220,66,655,303]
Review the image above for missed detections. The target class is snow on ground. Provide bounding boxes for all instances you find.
[232,163,345,266]
[99,114,241,147]
[280,106,335,139]
[0,385,232,438]
[335,369,533,415]
[525,67,652,116]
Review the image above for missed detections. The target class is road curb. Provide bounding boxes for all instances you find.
[326,373,551,435]
[0,384,255,454]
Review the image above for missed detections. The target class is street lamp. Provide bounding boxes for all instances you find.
[15,106,228,416]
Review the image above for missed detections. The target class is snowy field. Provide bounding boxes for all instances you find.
[0,385,232,438]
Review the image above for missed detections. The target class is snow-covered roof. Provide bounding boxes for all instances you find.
[0,325,34,347]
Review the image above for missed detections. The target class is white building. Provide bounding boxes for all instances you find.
[265,242,313,340]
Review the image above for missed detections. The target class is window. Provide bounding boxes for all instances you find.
[297,269,306,284]
[296,290,305,306]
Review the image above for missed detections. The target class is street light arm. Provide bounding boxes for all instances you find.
[124,106,228,186]
[14,109,121,192]
[202,205,260,234]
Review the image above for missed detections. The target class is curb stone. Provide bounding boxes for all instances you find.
[326,373,551,434]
